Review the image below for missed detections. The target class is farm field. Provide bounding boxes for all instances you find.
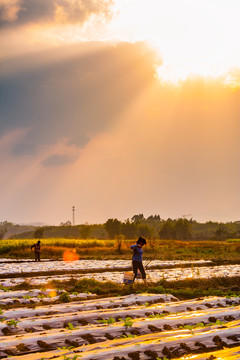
[1,258,240,287]
[0,289,240,359]
[1,238,240,262]
[0,256,240,359]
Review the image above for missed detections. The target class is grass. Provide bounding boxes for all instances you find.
[38,276,240,300]
[0,275,239,311]
[1,238,240,261]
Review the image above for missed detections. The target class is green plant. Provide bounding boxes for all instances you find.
[121,334,135,338]
[97,317,115,325]
[6,319,20,327]
[23,295,31,299]
[107,317,115,324]
[67,322,74,330]
[215,320,225,326]
[59,292,71,303]
[63,355,81,360]
[37,294,45,299]
[0,287,11,292]
[149,313,166,318]
[124,317,133,327]
[195,322,205,328]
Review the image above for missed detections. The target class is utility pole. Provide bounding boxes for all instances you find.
[72,206,75,226]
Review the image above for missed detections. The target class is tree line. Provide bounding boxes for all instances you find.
[1,216,240,240]
[104,215,240,241]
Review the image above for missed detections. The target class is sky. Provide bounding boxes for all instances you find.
[0,0,239,225]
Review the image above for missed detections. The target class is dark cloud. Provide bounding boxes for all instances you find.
[12,141,36,156]
[0,41,157,154]
[68,135,90,148]
[0,0,113,27]
[42,153,74,166]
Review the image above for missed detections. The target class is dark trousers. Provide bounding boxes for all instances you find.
[132,260,146,281]
[35,252,40,261]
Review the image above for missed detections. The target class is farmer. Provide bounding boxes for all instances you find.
[130,237,147,286]
[31,240,41,262]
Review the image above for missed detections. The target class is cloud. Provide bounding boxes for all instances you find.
[42,153,75,166]
[0,0,113,27]
[68,135,90,148]
[0,41,156,155]
[12,141,36,156]
[0,38,239,224]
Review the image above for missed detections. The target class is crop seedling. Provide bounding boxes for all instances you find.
[23,295,31,299]
[124,317,133,327]
[7,319,20,327]
[0,318,6,322]
[215,320,225,326]
[121,334,136,338]
[63,355,82,360]
[195,322,205,328]
[59,292,71,303]
[97,317,115,325]
[37,294,45,299]
[67,322,74,330]
[107,317,115,324]
[149,313,166,318]
[1,287,11,292]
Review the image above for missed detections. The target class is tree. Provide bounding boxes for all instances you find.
[60,221,71,226]
[175,218,192,240]
[104,218,122,239]
[0,227,7,240]
[121,220,137,239]
[214,223,229,240]
[159,219,176,239]
[137,224,153,238]
[79,224,91,239]
[34,228,44,239]
[131,214,145,223]
[147,215,161,222]
[116,234,125,253]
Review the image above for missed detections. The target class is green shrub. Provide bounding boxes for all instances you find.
[59,292,70,303]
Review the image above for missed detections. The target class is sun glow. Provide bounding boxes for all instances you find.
[111,0,240,84]
[2,0,239,85]
[63,249,79,262]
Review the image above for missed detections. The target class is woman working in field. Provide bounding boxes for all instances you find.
[130,237,147,286]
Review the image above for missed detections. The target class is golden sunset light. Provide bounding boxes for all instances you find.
[111,0,240,83]
[0,0,239,225]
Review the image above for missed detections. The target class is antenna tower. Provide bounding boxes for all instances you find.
[72,206,75,226]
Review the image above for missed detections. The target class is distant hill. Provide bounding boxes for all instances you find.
[0,222,107,240]
[1,223,37,239]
